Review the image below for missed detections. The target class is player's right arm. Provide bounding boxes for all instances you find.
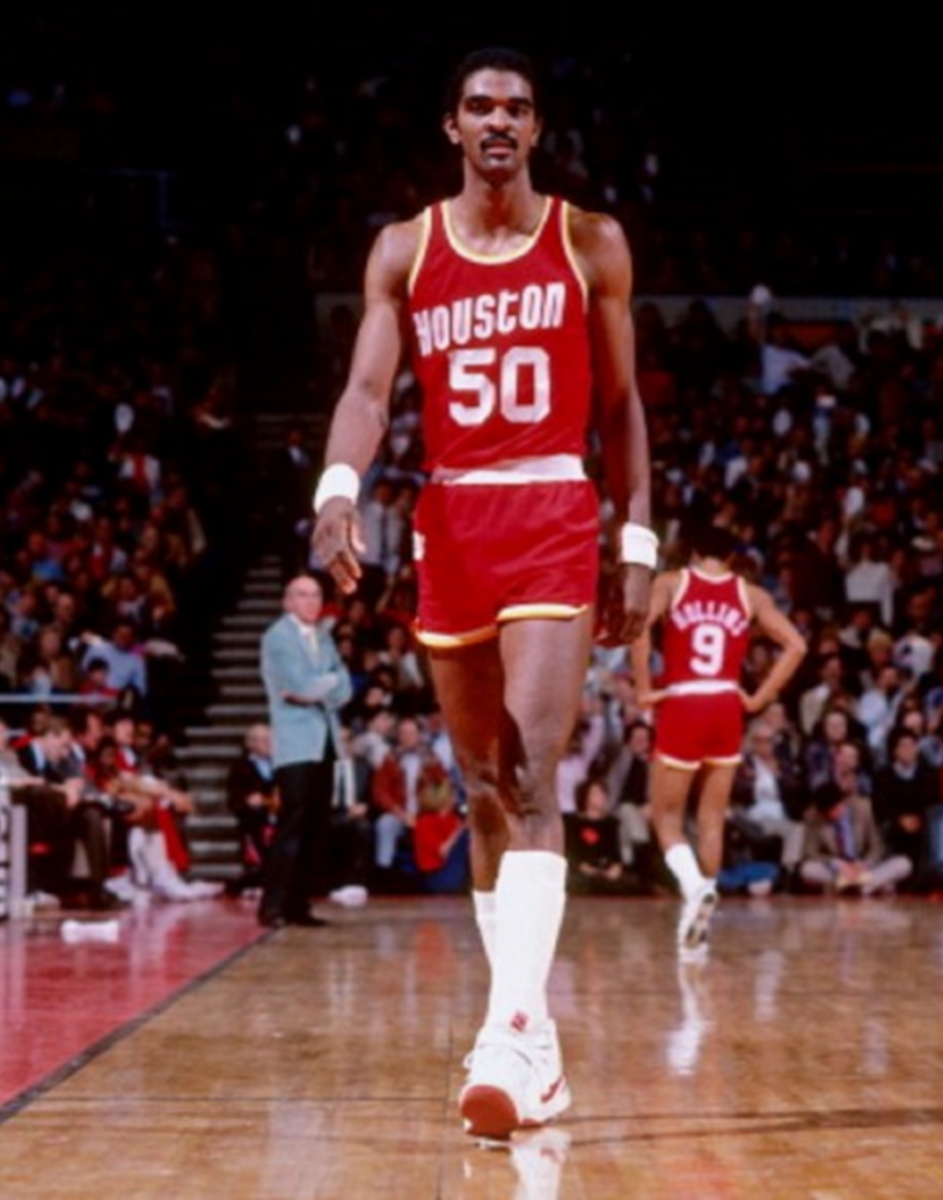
[630,571,677,707]
[313,219,421,594]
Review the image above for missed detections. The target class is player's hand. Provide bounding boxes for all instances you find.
[313,498,364,594]
[621,564,653,643]
[739,690,766,714]
[637,688,666,709]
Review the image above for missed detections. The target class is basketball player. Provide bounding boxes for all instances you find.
[312,47,655,1139]
[632,524,806,956]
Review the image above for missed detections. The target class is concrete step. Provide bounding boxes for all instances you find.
[234,597,280,613]
[220,615,271,631]
[214,685,266,701]
[184,725,249,742]
[213,631,264,647]
[188,862,244,882]
[242,584,282,600]
[176,744,241,763]
[187,813,239,836]
[192,804,230,821]
[211,649,261,664]
[186,841,239,861]
[192,798,229,818]
[188,838,242,862]
[211,668,262,683]
[205,703,267,721]
[193,784,227,804]
[184,765,231,786]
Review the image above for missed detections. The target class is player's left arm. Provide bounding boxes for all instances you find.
[569,209,654,642]
[629,571,676,707]
[742,584,808,714]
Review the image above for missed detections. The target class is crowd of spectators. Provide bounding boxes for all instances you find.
[3,14,943,341]
[4,17,943,910]
[1,708,221,909]
[0,215,251,908]
[272,288,943,901]
[0,18,264,911]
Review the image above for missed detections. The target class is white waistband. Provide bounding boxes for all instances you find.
[664,680,740,697]
[431,454,586,486]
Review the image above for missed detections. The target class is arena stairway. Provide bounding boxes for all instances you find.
[176,553,282,883]
[177,408,328,882]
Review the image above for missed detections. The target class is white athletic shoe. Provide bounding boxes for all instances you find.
[104,874,151,906]
[677,881,718,953]
[183,879,225,898]
[460,1018,571,1140]
[152,874,223,901]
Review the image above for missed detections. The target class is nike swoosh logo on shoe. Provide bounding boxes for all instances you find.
[540,1074,566,1105]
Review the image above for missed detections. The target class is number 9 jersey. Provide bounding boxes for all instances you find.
[407,196,591,471]
[654,567,752,768]
[661,567,752,693]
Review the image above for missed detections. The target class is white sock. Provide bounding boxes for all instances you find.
[472,890,496,971]
[486,850,567,1031]
[665,843,709,901]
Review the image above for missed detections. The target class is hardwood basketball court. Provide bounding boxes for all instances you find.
[1,894,941,1197]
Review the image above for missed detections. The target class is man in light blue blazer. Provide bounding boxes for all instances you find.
[258,574,352,926]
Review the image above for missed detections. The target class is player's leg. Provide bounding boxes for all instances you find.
[650,758,716,953]
[685,763,737,951]
[489,611,592,1011]
[461,612,592,1138]
[694,762,738,878]
[650,758,695,853]
[428,638,507,969]
[651,757,703,893]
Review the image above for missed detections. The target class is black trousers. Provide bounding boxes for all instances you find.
[259,758,334,920]
[20,788,108,897]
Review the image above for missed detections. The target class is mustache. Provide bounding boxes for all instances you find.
[482,134,517,150]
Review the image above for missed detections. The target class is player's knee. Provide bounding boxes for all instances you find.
[461,759,503,829]
[505,765,556,823]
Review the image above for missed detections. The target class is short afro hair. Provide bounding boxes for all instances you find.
[443,46,540,117]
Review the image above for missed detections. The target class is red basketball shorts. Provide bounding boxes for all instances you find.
[413,478,599,647]
[653,689,745,769]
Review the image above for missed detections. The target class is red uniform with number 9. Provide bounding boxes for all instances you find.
[655,568,752,768]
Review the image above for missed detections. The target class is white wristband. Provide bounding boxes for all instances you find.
[619,522,658,568]
[313,463,360,514]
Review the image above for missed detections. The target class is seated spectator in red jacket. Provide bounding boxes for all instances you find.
[413,762,468,895]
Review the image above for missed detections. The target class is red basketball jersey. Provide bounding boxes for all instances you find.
[407,196,592,471]
[660,568,752,693]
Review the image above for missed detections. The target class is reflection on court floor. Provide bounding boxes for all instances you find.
[1,894,942,1197]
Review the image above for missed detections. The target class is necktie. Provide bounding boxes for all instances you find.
[379,511,390,564]
[834,809,856,860]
